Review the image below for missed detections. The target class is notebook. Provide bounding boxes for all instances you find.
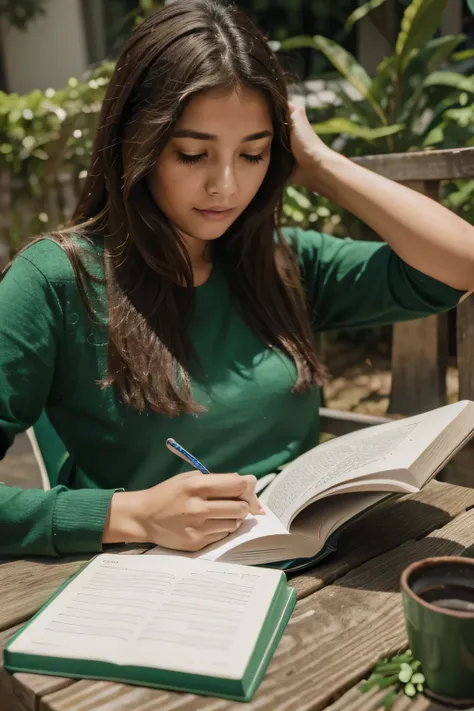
[4,553,296,702]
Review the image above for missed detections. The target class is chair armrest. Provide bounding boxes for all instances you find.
[319,407,391,438]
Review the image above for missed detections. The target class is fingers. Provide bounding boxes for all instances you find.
[189,473,249,499]
[240,475,265,515]
[190,518,243,536]
[205,499,250,519]
[181,471,265,516]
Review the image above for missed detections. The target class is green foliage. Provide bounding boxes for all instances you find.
[344,0,389,34]
[360,649,425,709]
[0,63,113,250]
[0,0,48,30]
[2,0,474,255]
[279,0,474,229]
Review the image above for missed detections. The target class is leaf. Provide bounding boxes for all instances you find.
[424,71,474,93]
[404,682,417,697]
[396,0,450,72]
[398,666,412,683]
[382,689,399,711]
[397,36,464,124]
[468,0,474,15]
[311,118,403,142]
[371,55,397,104]
[423,35,465,74]
[281,35,387,124]
[344,0,389,34]
[453,48,474,62]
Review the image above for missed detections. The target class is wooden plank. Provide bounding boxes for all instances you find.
[1,624,74,711]
[2,622,77,711]
[324,680,432,710]
[388,178,449,416]
[457,292,474,401]
[8,481,466,710]
[389,306,448,417]
[291,480,474,599]
[39,509,474,711]
[0,545,149,632]
[446,291,474,488]
[319,408,390,437]
[354,147,474,182]
[10,481,471,709]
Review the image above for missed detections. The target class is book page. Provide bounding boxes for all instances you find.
[150,505,290,563]
[9,554,283,680]
[262,420,418,528]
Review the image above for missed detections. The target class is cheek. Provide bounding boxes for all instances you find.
[243,163,270,201]
[151,160,197,209]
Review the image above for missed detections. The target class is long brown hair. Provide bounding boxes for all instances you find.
[29,0,326,415]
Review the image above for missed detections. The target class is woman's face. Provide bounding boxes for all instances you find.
[149,86,273,247]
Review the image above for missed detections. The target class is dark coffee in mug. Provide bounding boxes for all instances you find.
[418,584,474,612]
[401,556,474,705]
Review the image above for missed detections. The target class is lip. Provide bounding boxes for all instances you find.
[193,207,236,220]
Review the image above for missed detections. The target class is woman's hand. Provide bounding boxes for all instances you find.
[103,471,264,552]
[289,102,339,191]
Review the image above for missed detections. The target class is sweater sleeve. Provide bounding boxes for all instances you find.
[0,254,118,557]
[286,228,465,331]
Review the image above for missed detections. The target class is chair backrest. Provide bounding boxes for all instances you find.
[26,411,70,490]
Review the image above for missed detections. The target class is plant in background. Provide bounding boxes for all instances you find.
[0,0,48,30]
[277,0,474,229]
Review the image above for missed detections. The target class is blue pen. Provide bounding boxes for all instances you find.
[166,438,210,474]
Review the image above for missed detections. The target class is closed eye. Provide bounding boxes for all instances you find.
[176,152,265,165]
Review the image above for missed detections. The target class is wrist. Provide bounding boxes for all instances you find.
[102,490,149,544]
[304,150,350,199]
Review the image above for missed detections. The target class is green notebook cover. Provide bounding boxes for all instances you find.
[4,559,296,703]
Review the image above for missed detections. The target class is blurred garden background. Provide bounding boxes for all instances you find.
[0,0,473,418]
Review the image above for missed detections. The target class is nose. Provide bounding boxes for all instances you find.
[206,160,238,198]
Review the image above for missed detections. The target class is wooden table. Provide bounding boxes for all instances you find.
[2,480,474,711]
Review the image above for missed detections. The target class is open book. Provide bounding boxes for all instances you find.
[5,554,295,702]
[152,400,474,570]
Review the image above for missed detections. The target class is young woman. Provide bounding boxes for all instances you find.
[1,0,473,558]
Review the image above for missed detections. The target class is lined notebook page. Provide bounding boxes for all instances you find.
[9,554,283,679]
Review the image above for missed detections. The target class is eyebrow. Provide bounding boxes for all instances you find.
[172,129,273,142]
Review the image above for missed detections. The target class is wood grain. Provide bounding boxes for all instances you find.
[37,508,474,711]
[389,310,448,417]
[290,480,474,598]
[324,682,434,710]
[0,545,149,632]
[354,147,474,182]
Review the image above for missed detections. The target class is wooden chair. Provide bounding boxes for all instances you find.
[26,411,71,491]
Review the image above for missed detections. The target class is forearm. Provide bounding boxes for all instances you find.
[0,484,117,557]
[308,153,474,291]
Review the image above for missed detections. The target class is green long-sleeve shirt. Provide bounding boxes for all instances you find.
[0,229,464,557]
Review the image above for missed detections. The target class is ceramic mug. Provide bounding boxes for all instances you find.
[401,556,474,707]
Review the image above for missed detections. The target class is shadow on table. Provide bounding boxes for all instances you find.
[297,497,474,594]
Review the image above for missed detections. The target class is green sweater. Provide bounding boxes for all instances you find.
[0,229,463,557]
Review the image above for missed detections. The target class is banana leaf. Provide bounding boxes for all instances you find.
[312,118,403,143]
[344,0,389,34]
[398,35,465,124]
[396,0,449,72]
[282,35,388,125]
[452,49,474,62]
[370,56,397,113]
[423,71,474,93]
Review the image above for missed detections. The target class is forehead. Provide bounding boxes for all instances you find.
[176,87,272,137]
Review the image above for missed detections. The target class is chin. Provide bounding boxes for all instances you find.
[180,222,236,242]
